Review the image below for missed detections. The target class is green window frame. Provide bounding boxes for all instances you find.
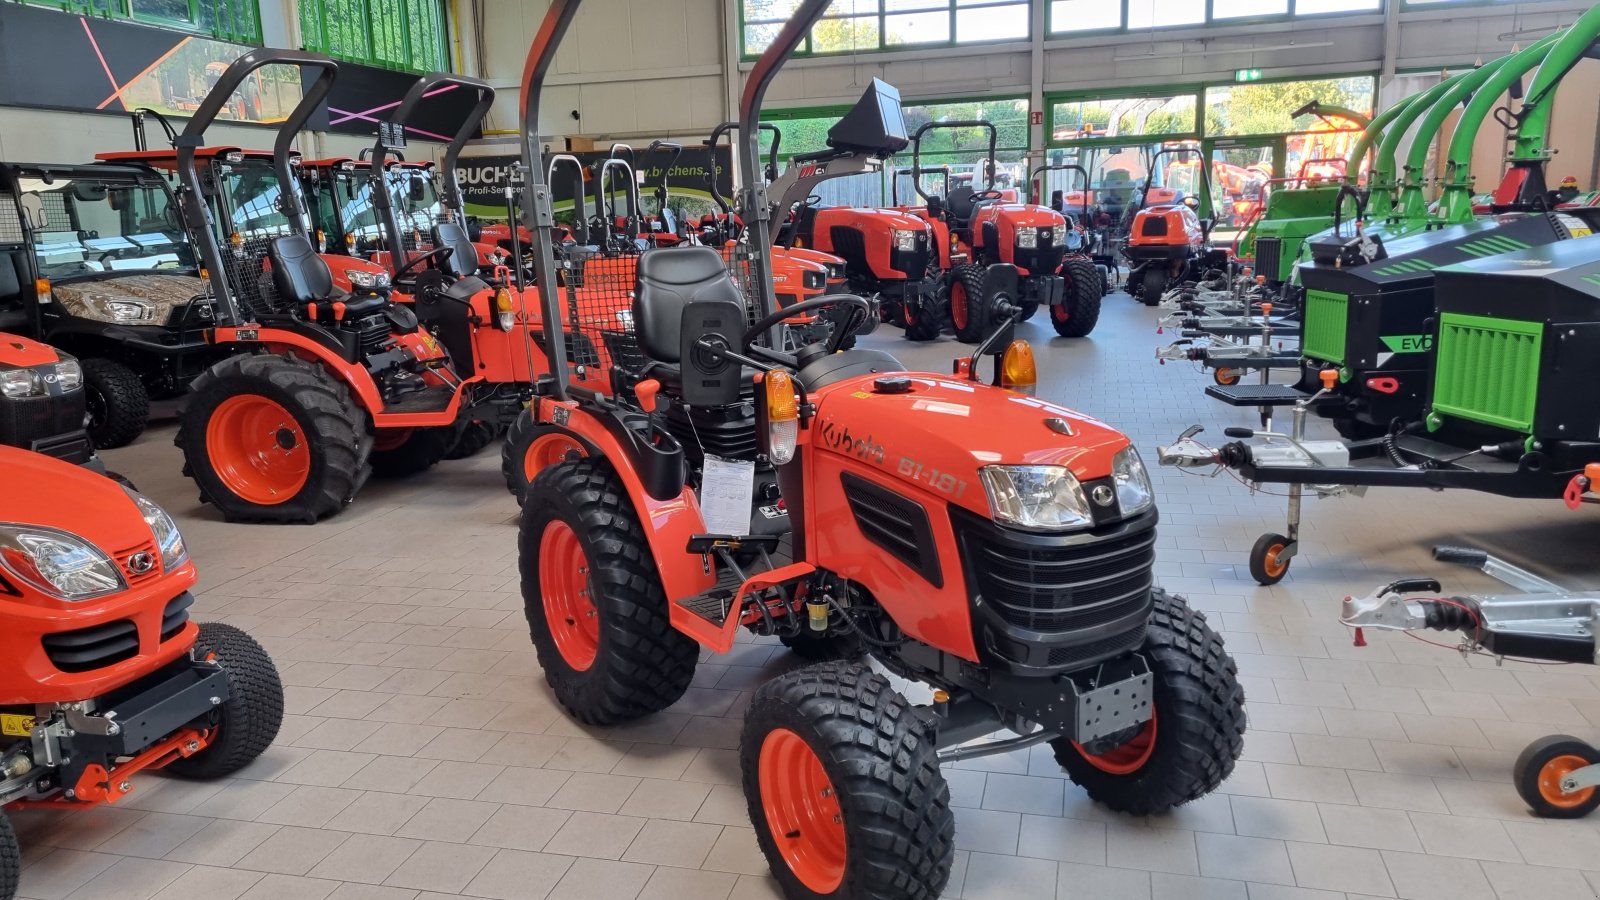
[740,0,1031,61]
[300,0,449,75]
[19,0,262,43]
[1047,0,1381,36]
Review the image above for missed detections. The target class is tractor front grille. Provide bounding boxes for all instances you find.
[114,540,162,588]
[1254,237,1282,282]
[958,517,1155,634]
[43,619,139,673]
[1431,313,1543,433]
[1302,289,1349,365]
[0,387,88,457]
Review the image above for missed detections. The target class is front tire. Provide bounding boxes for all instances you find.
[1140,266,1168,306]
[176,354,371,523]
[901,296,941,342]
[945,265,988,343]
[165,623,284,780]
[519,458,698,725]
[82,358,148,449]
[1052,257,1104,338]
[741,663,954,900]
[501,411,587,504]
[1051,589,1244,816]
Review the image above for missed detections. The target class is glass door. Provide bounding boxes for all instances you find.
[1201,136,1282,249]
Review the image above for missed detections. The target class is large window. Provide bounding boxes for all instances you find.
[742,0,1029,59]
[1204,76,1374,137]
[1050,93,1198,141]
[22,0,260,42]
[300,0,449,74]
[1050,0,1376,33]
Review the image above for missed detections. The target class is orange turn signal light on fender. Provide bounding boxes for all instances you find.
[494,287,516,330]
[34,278,50,298]
[1000,340,1037,395]
[764,369,799,465]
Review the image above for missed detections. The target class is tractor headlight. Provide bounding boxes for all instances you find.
[892,229,919,252]
[1051,223,1066,244]
[0,524,125,601]
[826,262,845,280]
[803,270,825,291]
[979,465,1092,530]
[0,367,42,399]
[1111,445,1154,517]
[54,358,82,392]
[1015,228,1038,249]
[124,487,188,572]
[348,269,391,291]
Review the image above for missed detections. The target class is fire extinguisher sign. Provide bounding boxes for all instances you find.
[1030,110,1043,126]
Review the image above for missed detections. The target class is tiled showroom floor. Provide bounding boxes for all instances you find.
[14,290,1600,900]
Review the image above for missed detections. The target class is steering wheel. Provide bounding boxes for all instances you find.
[976,189,1005,202]
[392,245,453,285]
[740,295,871,367]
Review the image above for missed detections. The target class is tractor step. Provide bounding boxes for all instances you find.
[381,386,456,414]
[1205,383,1307,407]
[677,590,735,626]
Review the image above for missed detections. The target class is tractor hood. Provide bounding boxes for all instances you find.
[0,447,155,555]
[0,332,63,367]
[808,372,1132,518]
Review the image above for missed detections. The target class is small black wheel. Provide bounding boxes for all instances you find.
[1051,256,1103,338]
[945,265,989,343]
[369,427,453,478]
[1513,735,1600,818]
[901,297,941,342]
[520,458,699,725]
[1140,267,1168,306]
[0,810,16,900]
[501,411,587,504]
[165,623,284,780]
[82,357,149,449]
[1051,589,1245,816]
[444,417,501,460]
[741,662,954,900]
[778,630,864,662]
[1249,532,1292,585]
[1015,300,1040,321]
[1213,367,1241,387]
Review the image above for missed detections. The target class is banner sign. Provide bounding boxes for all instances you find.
[458,145,733,222]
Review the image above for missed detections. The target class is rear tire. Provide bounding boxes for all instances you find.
[1051,257,1104,338]
[369,427,452,479]
[741,663,953,900]
[176,353,370,524]
[82,358,148,449]
[165,623,284,780]
[501,410,587,504]
[945,265,988,343]
[1051,589,1244,816]
[520,458,698,725]
[901,297,941,342]
[0,810,16,900]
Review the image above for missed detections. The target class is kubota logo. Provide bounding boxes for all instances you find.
[818,420,884,463]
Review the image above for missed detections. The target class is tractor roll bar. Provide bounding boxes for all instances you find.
[738,0,833,325]
[705,121,780,219]
[1029,163,1091,219]
[546,154,590,245]
[372,72,496,266]
[892,165,949,207]
[593,155,640,244]
[646,140,682,232]
[518,0,582,401]
[174,49,339,325]
[910,120,999,201]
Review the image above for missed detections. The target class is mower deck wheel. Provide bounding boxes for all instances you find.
[501,411,587,504]
[1514,735,1600,818]
[1140,267,1168,307]
[165,623,285,780]
[1249,532,1292,585]
[1052,257,1104,338]
[176,353,371,524]
[741,662,954,900]
[946,265,989,343]
[0,811,15,900]
[520,458,698,725]
[82,357,149,449]
[1052,589,1245,816]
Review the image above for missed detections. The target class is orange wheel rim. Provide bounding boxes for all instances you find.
[759,728,846,893]
[1263,543,1288,578]
[1074,710,1158,775]
[950,282,968,329]
[373,428,414,452]
[1217,369,1240,385]
[1537,754,1597,809]
[204,395,310,505]
[524,433,583,481]
[539,521,599,671]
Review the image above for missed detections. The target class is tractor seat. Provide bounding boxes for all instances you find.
[269,235,387,321]
[945,186,978,223]
[633,246,750,393]
[431,221,478,280]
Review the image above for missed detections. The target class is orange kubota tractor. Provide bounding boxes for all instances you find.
[905,122,1101,340]
[1126,145,1225,305]
[156,51,492,522]
[509,3,1246,898]
[0,445,283,900]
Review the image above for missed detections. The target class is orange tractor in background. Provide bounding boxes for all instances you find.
[1126,145,1225,304]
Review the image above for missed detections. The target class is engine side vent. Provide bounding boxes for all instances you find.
[841,472,942,588]
[1432,313,1542,432]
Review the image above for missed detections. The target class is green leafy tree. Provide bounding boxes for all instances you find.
[1207,77,1372,136]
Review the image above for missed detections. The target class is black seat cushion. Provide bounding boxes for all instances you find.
[945,186,978,223]
[270,234,336,305]
[432,222,478,280]
[633,246,744,364]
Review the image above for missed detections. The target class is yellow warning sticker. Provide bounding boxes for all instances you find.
[1,714,35,737]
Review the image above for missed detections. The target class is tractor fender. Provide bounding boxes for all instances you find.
[533,397,717,601]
